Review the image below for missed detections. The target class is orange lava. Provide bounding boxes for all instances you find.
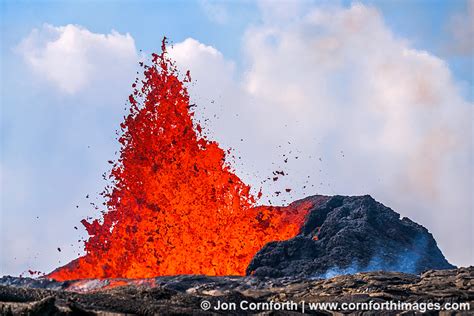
[47,39,310,281]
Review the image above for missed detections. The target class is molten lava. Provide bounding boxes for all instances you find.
[48,39,310,281]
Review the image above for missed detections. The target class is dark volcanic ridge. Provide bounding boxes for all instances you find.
[248,195,454,278]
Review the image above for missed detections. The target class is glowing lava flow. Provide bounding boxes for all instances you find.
[47,39,310,281]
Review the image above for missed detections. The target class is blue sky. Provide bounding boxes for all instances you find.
[1,1,259,66]
[1,0,472,90]
[1,0,472,276]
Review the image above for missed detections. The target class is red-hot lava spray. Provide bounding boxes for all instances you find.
[48,39,311,281]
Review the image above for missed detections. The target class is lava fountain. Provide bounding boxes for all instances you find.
[47,39,311,281]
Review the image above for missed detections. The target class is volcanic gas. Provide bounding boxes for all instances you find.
[47,39,311,281]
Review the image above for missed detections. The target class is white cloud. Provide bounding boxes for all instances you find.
[170,38,235,92]
[170,3,473,266]
[16,24,138,94]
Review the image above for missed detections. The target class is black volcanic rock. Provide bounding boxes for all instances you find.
[247,195,455,278]
[1,268,473,315]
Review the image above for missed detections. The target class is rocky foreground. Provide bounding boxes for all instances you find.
[1,267,472,315]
